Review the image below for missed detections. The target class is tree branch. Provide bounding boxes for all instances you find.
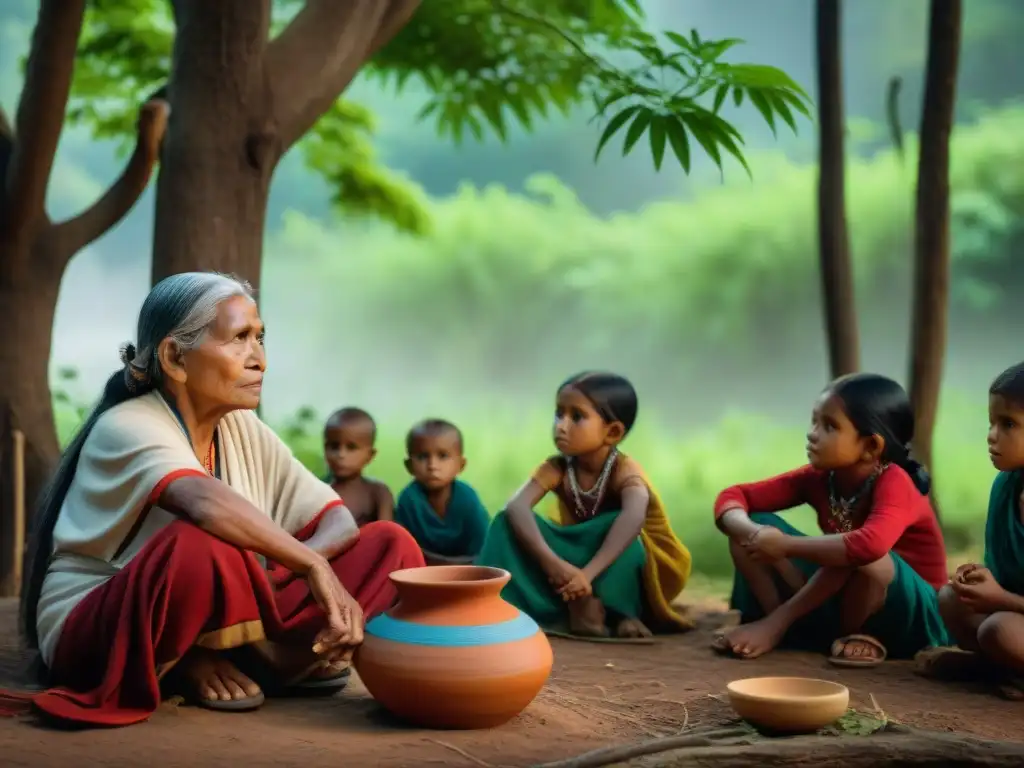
[4,0,87,237]
[266,0,422,149]
[0,106,12,138]
[49,100,169,260]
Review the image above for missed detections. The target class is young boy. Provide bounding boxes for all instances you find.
[931,362,1024,699]
[395,419,490,565]
[323,407,394,527]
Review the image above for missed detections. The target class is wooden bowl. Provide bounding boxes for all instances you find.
[726,676,849,733]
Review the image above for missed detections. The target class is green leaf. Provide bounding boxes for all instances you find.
[748,90,777,135]
[713,84,729,113]
[665,31,693,52]
[679,111,723,171]
[478,97,508,142]
[649,114,667,170]
[665,115,691,172]
[622,108,652,155]
[768,92,797,133]
[594,105,641,161]
[732,87,744,108]
[701,37,744,61]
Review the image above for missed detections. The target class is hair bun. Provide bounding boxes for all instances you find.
[119,342,137,366]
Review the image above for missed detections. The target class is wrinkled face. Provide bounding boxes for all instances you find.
[988,394,1024,471]
[172,295,266,412]
[405,431,465,491]
[805,391,872,470]
[553,386,615,457]
[324,420,376,480]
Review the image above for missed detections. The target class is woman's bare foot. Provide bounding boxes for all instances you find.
[722,617,787,659]
[568,596,609,637]
[615,617,653,638]
[179,648,263,704]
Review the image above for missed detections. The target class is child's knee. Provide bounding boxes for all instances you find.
[852,556,894,589]
[978,612,1024,656]
[937,583,962,620]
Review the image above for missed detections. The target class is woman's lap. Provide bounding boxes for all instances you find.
[730,512,950,657]
[39,518,422,725]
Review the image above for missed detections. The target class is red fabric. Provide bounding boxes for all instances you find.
[147,468,208,505]
[714,463,948,589]
[16,516,422,727]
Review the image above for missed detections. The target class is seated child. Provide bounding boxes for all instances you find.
[711,372,950,666]
[394,419,490,565]
[934,362,1024,700]
[323,407,393,527]
[476,371,693,639]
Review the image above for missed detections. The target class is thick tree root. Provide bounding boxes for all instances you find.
[534,724,1024,768]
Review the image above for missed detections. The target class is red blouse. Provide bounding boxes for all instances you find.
[714,464,948,590]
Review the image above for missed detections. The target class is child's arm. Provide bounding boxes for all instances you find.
[714,466,815,540]
[374,482,395,523]
[779,469,914,567]
[505,473,569,579]
[581,481,648,582]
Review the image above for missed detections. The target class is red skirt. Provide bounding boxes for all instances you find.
[10,517,423,726]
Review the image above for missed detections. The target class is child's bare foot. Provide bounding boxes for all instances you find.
[721,616,787,659]
[615,617,653,639]
[568,595,609,637]
[179,648,263,708]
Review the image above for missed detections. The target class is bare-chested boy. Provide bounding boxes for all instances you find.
[323,407,393,527]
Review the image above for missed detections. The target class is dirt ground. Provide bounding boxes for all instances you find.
[0,597,1021,768]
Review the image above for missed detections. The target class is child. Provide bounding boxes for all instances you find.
[323,407,393,527]
[476,372,693,639]
[932,362,1024,699]
[711,372,951,665]
[394,419,490,565]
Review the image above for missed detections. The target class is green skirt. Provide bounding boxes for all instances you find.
[475,510,646,629]
[730,513,952,658]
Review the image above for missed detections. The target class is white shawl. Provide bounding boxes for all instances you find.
[36,392,353,666]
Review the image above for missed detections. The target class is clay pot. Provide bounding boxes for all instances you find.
[354,565,553,729]
[726,676,849,733]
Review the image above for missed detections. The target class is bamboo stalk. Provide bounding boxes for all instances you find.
[12,429,25,595]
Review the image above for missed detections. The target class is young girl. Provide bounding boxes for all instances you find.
[475,372,693,638]
[711,372,950,665]
[929,362,1024,699]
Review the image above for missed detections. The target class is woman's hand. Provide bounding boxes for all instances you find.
[307,559,364,659]
[742,526,788,564]
[950,566,1009,614]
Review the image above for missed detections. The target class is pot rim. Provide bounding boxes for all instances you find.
[389,564,511,588]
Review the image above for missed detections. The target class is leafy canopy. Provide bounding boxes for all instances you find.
[67,0,812,230]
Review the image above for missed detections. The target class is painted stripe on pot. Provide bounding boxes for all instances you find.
[365,611,541,647]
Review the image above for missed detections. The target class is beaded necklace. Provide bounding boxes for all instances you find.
[566,448,618,520]
[826,464,885,532]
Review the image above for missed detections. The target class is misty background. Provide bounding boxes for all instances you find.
[2,0,1023,432]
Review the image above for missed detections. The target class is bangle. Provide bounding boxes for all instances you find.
[744,526,765,546]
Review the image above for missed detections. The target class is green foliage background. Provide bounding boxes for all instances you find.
[51,105,1023,586]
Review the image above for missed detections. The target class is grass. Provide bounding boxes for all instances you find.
[56,388,995,586]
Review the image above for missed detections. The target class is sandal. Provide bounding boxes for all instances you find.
[195,691,266,712]
[997,676,1024,701]
[914,646,985,680]
[828,634,888,668]
[711,633,735,655]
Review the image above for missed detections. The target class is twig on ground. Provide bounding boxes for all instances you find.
[427,739,497,768]
[673,704,690,734]
[531,725,751,768]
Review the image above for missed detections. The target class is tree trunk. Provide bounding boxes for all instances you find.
[150,0,422,290]
[0,277,62,598]
[152,0,277,291]
[0,0,167,598]
[908,0,962,505]
[815,0,859,378]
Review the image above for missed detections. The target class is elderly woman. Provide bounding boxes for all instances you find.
[14,272,424,726]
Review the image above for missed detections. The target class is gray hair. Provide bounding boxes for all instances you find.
[20,271,253,653]
[121,272,254,393]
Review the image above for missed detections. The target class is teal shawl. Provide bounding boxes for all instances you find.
[983,470,1024,596]
[394,480,490,557]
